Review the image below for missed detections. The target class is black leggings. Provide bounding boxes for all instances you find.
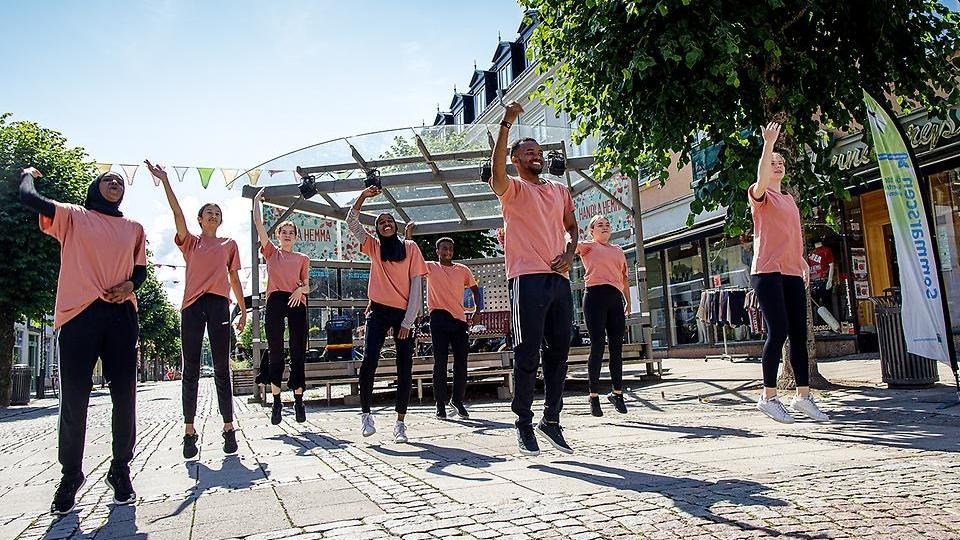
[751,273,809,388]
[430,309,469,405]
[58,300,138,478]
[181,293,233,424]
[583,284,625,394]
[265,292,307,392]
[359,303,415,414]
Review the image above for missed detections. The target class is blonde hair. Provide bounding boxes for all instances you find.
[588,215,610,239]
[275,221,299,237]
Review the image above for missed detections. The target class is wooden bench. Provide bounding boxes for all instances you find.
[564,343,662,380]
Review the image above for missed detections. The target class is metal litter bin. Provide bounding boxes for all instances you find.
[869,291,939,387]
[10,364,32,405]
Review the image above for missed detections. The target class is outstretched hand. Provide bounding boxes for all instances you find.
[144,160,169,183]
[254,188,265,203]
[761,122,781,145]
[404,221,415,238]
[361,185,381,199]
[22,167,43,179]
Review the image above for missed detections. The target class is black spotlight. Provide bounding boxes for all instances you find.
[479,160,492,183]
[547,149,566,176]
[298,174,318,199]
[364,168,382,189]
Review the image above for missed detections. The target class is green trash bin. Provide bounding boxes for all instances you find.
[10,364,32,405]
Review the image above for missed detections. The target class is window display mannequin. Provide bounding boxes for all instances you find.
[808,241,834,311]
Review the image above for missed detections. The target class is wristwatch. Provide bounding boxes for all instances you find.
[500,120,512,129]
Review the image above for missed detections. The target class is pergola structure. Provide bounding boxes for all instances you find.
[239,124,653,357]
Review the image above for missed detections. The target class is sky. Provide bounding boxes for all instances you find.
[2,0,526,305]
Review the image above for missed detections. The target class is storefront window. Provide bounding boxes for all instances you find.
[666,242,706,345]
[341,269,370,300]
[705,235,759,342]
[930,168,960,341]
[309,267,338,300]
[645,251,668,348]
[803,218,856,336]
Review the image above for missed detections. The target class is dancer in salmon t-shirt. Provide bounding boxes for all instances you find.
[576,215,631,418]
[20,167,146,515]
[253,188,311,425]
[347,186,428,444]
[405,223,482,421]
[748,122,829,424]
[147,160,247,459]
[489,101,579,456]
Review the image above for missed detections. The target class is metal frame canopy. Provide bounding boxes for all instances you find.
[239,123,652,357]
[238,124,628,237]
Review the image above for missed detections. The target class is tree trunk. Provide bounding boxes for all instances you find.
[0,311,16,407]
[778,284,831,390]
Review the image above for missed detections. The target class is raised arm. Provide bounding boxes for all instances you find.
[753,122,781,199]
[252,188,271,248]
[146,160,188,243]
[18,167,56,218]
[347,186,380,242]
[490,102,524,196]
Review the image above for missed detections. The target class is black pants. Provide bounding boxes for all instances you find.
[583,284,625,394]
[751,273,809,388]
[265,292,307,392]
[510,273,572,429]
[359,303,415,414]
[430,309,469,405]
[181,293,233,424]
[58,300,138,478]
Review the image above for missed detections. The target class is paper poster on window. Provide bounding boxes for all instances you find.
[851,248,868,278]
[854,279,871,299]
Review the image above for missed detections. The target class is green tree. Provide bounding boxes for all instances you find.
[522,0,960,388]
[0,114,92,406]
[523,1,959,234]
[136,254,181,381]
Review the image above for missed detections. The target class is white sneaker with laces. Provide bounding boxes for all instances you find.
[361,413,376,437]
[394,421,408,444]
[756,395,795,424]
[791,395,830,422]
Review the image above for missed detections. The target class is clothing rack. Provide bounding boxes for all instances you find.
[700,286,751,362]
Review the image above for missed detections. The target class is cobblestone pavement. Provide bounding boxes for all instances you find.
[1,358,959,539]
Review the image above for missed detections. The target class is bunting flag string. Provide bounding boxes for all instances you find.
[93,163,291,189]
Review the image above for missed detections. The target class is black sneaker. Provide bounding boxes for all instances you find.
[536,420,573,454]
[51,473,85,515]
[450,401,470,419]
[436,403,447,420]
[516,426,540,456]
[589,396,603,417]
[294,400,306,423]
[222,429,238,455]
[182,433,199,460]
[607,393,628,414]
[271,398,282,425]
[105,468,136,505]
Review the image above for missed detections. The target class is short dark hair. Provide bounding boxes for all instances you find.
[198,203,223,220]
[436,237,455,249]
[510,137,539,157]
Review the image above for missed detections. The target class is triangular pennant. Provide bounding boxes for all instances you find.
[247,169,262,186]
[95,163,113,175]
[221,168,239,187]
[173,166,189,183]
[120,164,139,185]
[197,167,215,189]
[267,169,284,176]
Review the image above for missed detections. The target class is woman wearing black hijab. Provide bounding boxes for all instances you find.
[19,167,147,515]
[347,186,428,443]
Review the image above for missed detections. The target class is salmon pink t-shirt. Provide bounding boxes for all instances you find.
[176,232,241,310]
[426,261,478,322]
[40,203,147,328]
[497,176,574,280]
[749,184,805,277]
[361,237,429,310]
[261,241,309,298]
[577,241,628,289]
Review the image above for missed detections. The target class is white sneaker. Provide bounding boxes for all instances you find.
[756,395,795,424]
[791,395,830,422]
[393,421,408,444]
[361,413,376,437]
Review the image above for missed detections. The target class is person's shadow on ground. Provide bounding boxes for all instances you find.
[158,456,270,521]
[267,432,350,456]
[369,441,506,480]
[531,461,828,540]
[42,503,148,540]
[445,417,516,436]
[609,420,763,440]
